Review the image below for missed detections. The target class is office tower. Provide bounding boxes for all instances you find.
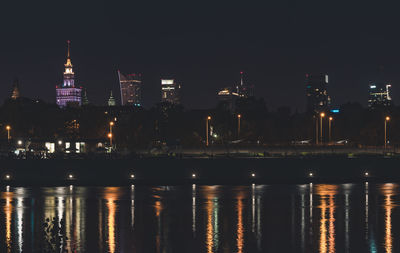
[161,79,181,104]
[56,41,82,107]
[11,78,20,100]
[118,71,142,106]
[368,82,392,109]
[305,74,331,113]
[108,90,116,106]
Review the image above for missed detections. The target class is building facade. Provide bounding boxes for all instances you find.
[108,90,116,106]
[305,74,331,113]
[118,71,142,106]
[368,82,392,109]
[161,79,181,104]
[56,41,82,108]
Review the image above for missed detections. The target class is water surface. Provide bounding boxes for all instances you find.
[0,183,398,252]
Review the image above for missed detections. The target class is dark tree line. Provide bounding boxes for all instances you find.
[0,97,398,151]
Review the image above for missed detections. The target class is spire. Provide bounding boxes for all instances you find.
[67,40,70,58]
[240,71,244,86]
[65,40,72,67]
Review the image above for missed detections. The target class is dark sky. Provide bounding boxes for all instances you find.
[1,0,400,111]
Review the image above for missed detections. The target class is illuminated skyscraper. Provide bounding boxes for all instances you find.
[11,78,20,100]
[118,71,142,106]
[161,79,181,104]
[56,41,82,108]
[305,74,331,113]
[108,90,116,106]
[368,82,392,109]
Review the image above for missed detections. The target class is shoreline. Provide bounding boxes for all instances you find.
[0,156,399,186]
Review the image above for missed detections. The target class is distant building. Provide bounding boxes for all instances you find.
[11,78,20,100]
[82,89,89,105]
[118,71,142,106]
[368,82,392,109]
[305,74,331,113]
[235,71,254,98]
[161,79,181,104]
[56,41,82,108]
[108,91,116,106]
[216,72,253,110]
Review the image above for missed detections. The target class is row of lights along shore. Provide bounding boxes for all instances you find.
[0,171,372,182]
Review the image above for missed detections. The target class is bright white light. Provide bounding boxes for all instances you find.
[161,79,174,85]
[251,173,255,177]
[365,172,369,176]
[192,173,196,178]
[68,174,73,179]
[130,174,135,179]
[17,140,22,145]
[309,172,313,177]
[5,174,10,179]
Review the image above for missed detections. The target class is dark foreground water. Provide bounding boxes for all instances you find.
[0,183,398,252]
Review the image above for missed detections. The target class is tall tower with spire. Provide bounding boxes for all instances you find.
[56,41,82,108]
[11,78,20,100]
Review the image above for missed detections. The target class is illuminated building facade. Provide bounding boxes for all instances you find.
[108,91,116,106]
[161,79,181,104]
[368,82,392,109]
[56,41,82,108]
[216,72,253,111]
[11,78,20,100]
[305,74,331,113]
[118,71,142,106]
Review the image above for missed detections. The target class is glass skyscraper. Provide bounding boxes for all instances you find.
[161,79,181,104]
[305,74,331,113]
[368,82,392,109]
[118,71,142,106]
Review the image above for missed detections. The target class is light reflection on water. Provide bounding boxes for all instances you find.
[0,183,399,252]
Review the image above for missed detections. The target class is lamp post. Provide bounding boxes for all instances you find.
[237,114,241,139]
[385,116,390,149]
[206,116,211,146]
[109,121,114,149]
[5,125,11,141]
[329,116,333,143]
[315,116,318,145]
[320,112,325,144]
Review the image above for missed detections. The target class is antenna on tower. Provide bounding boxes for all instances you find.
[67,40,71,58]
[240,71,244,86]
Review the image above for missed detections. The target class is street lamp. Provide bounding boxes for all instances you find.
[237,114,241,139]
[385,116,390,149]
[320,112,325,144]
[329,116,333,143]
[109,122,114,149]
[206,116,211,146]
[5,125,11,141]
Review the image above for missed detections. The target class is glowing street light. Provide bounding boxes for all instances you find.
[385,116,390,149]
[320,112,325,144]
[5,125,11,141]
[237,114,241,139]
[109,121,114,149]
[206,116,211,146]
[328,116,333,143]
[192,173,196,178]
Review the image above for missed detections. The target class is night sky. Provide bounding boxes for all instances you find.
[1,1,400,111]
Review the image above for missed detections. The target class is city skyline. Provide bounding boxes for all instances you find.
[1,1,400,110]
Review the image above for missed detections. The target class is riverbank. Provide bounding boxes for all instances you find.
[1,156,400,186]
